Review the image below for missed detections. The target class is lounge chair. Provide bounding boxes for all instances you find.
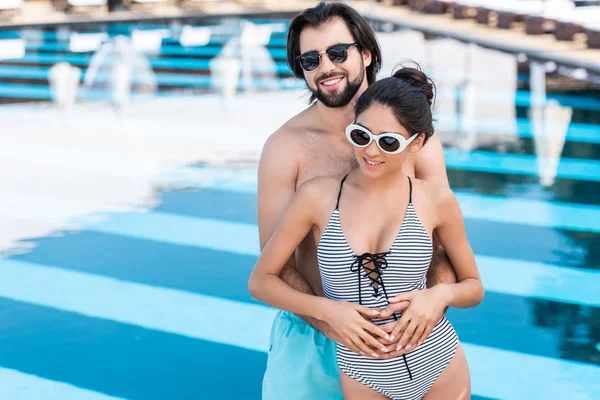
[585,24,600,48]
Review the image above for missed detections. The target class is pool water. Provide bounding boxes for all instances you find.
[0,16,599,400]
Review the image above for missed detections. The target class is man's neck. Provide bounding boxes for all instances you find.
[313,79,369,136]
[315,100,355,136]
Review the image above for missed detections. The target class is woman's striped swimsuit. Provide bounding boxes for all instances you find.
[317,175,458,400]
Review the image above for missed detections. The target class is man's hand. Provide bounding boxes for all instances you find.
[427,232,457,287]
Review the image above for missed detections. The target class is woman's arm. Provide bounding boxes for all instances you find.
[249,180,325,316]
[433,188,484,308]
[387,185,484,353]
[248,180,390,356]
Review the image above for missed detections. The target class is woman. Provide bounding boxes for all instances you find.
[249,67,484,400]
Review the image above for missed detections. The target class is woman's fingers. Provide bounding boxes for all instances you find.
[416,323,434,348]
[388,291,415,304]
[353,304,382,319]
[349,331,383,358]
[405,322,426,351]
[390,313,411,342]
[344,337,366,356]
[360,319,391,342]
[379,300,410,319]
[396,319,419,351]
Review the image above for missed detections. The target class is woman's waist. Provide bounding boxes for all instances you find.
[323,283,426,304]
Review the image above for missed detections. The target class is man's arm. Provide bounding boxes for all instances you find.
[257,131,339,339]
[412,134,457,286]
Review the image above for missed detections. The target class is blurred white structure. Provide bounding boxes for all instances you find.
[84,36,157,108]
[376,30,427,79]
[210,20,277,96]
[0,38,25,60]
[49,62,82,110]
[428,38,469,137]
[239,21,274,91]
[0,0,23,11]
[67,0,107,6]
[210,57,242,104]
[457,44,518,151]
[131,29,170,53]
[0,90,306,253]
[179,26,211,47]
[529,62,572,187]
[69,32,108,53]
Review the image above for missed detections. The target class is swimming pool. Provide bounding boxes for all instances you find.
[0,15,599,399]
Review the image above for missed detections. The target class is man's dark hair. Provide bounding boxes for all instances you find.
[287,2,382,103]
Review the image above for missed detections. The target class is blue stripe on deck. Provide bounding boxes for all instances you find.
[0,259,597,399]
[444,149,600,182]
[24,42,290,59]
[435,117,600,145]
[446,169,600,207]
[9,229,599,365]
[151,187,599,270]
[12,230,260,304]
[83,211,600,306]
[0,367,125,400]
[161,166,600,231]
[0,296,265,399]
[0,258,273,351]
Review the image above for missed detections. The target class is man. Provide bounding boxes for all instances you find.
[257,3,456,399]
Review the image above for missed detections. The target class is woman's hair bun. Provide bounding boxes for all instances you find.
[392,66,434,106]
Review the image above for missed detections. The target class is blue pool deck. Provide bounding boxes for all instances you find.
[1,87,599,399]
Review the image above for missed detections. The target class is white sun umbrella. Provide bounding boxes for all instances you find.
[457,44,518,152]
[529,62,572,187]
[83,35,157,107]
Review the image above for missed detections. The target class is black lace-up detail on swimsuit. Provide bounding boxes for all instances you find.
[316,174,459,400]
[350,251,390,301]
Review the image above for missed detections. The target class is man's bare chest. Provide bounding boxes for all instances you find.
[296,144,357,188]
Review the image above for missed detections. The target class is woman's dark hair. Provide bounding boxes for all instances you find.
[287,2,382,102]
[355,66,436,144]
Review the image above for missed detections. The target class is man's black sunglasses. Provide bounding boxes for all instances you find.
[296,43,358,72]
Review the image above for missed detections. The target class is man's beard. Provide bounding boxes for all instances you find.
[311,66,365,108]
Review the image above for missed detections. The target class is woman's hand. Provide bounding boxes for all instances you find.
[387,285,452,353]
[321,300,391,358]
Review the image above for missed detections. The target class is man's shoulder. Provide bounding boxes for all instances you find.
[263,107,315,155]
[296,176,340,206]
[414,177,454,207]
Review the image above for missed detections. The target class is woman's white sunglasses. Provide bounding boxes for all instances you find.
[345,123,419,154]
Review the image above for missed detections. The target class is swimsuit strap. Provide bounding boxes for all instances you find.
[335,174,349,210]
